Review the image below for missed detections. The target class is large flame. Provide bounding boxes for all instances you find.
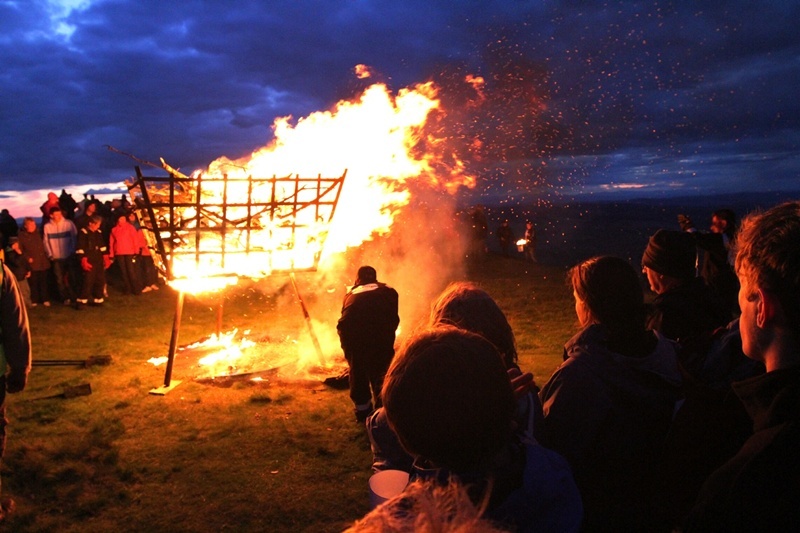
[146,73,474,290]
[140,68,481,378]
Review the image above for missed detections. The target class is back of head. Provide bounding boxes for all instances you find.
[642,229,696,281]
[736,201,800,337]
[345,479,503,533]
[570,256,647,347]
[429,282,518,367]
[356,265,378,286]
[713,208,738,237]
[382,326,515,472]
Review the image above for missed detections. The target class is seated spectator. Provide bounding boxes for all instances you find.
[368,282,541,473]
[345,479,509,533]
[382,326,583,533]
[655,317,763,530]
[642,229,730,347]
[539,255,683,532]
[686,201,800,532]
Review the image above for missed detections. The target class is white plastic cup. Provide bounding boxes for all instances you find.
[368,469,410,508]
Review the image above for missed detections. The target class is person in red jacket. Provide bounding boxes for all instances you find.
[108,212,142,295]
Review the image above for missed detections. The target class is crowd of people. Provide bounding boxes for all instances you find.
[2,191,799,529]
[0,190,162,311]
[344,201,800,532]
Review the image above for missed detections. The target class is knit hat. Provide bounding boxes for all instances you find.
[642,229,696,280]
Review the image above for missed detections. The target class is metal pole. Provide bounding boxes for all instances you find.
[163,290,185,387]
[216,300,224,337]
[289,272,326,366]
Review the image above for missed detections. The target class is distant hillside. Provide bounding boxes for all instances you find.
[476,190,800,268]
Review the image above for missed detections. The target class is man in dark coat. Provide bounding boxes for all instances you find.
[337,266,399,422]
[686,201,800,532]
[642,229,730,347]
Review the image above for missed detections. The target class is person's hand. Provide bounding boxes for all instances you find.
[80,257,92,272]
[6,371,27,393]
[507,367,536,401]
[103,255,112,269]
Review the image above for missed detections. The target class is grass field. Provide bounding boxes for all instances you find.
[4,254,574,533]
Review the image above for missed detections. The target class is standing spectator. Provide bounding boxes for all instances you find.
[686,201,800,532]
[337,266,399,422]
[0,210,17,251]
[43,207,78,306]
[3,240,31,308]
[523,220,537,263]
[39,192,60,227]
[108,212,142,295]
[129,212,159,292]
[75,216,109,307]
[687,209,740,317]
[496,219,514,257]
[0,258,32,523]
[74,201,99,231]
[539,255,683,531]
[17,218,50,307]
[58,189,77,220]
[467,205,489,259]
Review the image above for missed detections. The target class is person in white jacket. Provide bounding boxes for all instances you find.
[43,207,78,305]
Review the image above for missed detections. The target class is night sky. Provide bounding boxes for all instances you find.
[2,0,799,210]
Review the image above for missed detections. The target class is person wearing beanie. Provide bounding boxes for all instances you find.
[642,229,730,346]
[337,265,399,422]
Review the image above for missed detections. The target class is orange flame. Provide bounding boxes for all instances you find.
[155,78,474,290]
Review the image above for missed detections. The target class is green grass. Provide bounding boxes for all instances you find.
[4,255,574,532]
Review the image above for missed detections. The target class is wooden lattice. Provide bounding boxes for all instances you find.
[126,166,347,280]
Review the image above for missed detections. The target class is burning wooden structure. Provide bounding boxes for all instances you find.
[125,164,347,393]
[127,165,347,281]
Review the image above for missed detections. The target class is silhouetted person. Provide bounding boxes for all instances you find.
[496,219,513,257]
[382,327,583,532]
[686,201,800,532]
[687,209,740,318]
[642,229,729,346]
[540,256,683,531]
[337,266,399,422]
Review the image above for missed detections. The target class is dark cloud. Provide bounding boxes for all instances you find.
[1,0,798,199]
